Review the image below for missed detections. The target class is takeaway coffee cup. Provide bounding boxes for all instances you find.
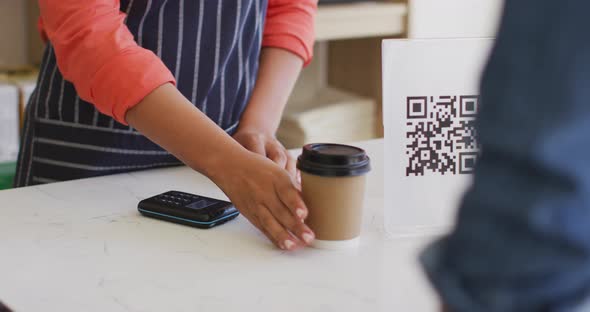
[297,143,371,250]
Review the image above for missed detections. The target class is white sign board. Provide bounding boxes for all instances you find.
[382,38,494,236]
[408,0,504,39]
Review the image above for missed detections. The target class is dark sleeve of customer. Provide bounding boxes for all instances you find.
[0,301,12,312]
[421,0,590,311]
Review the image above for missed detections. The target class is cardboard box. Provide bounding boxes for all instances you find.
[0,69,38,131]
[0,1,29,69]
[278,87,376,149]
[9,73,37,128]
[28,0,45,66]
[0,0,45,69]
[0,83,20,163]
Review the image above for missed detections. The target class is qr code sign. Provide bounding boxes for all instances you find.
[405,95,480,176]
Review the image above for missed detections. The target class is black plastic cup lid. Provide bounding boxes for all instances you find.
[297,143,371,177]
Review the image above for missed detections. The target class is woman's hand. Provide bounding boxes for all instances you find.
[233,128,297,179]
[211,151,314,250]
[126,84,312,250]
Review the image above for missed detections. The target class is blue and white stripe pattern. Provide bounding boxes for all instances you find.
[14,0,267,187]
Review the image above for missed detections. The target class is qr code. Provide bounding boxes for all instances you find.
[405,95,480,176]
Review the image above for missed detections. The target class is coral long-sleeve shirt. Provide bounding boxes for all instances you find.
[37,0,317,124]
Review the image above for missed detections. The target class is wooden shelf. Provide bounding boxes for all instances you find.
[286,3,408,142]
[316,2,407,41]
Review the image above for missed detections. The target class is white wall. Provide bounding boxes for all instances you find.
[408,0,504,39]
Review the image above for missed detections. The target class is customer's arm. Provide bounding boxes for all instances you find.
[422,0,590,311]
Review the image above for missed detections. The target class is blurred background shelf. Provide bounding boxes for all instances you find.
[278,87,376,149]
[280,1,408,148]
[316,2,407,41]
[0,1,411,180]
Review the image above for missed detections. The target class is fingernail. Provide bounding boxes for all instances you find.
[284,240,295,250]
[296,208,306,219]
[302,233,314,244]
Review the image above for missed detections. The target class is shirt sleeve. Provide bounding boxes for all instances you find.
[38,0,175,125]
[263,0,318,67]
[421,0,590,311]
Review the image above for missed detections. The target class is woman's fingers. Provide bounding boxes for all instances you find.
[267,140,298,181]
[266,141,288,169]
[219,146,312,250]
[246,136,266,156]
[266,196,314,245]
[236,134,295,180]
[255,206,302,250]
[245,204,310,250]
[244,213,273,243]
[275,176,308,220]
[286,153,298,180]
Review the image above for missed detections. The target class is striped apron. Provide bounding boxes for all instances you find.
[14,0,267,187]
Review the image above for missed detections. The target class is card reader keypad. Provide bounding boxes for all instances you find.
[138,190,238,229]
[156,191,199,207]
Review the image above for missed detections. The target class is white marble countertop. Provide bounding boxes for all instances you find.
[0,139,439,312]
